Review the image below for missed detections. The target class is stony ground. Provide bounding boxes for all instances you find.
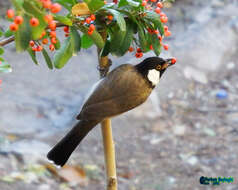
[0,0,238,190]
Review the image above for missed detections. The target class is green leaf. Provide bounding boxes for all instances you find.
[151,34,161,56]
[53,15,73,26]
[0,57,5,62]
[70,26,81,55]
[42,49,53,69]
[114,20,134,56]
[14,16,31,52]
[138,25,147,52]
[118,0,128,7]
[83,0,105,12]
[107,9,126,31]
[100,40,110,56]
[0,48,4,55]
[81,34,94,49]
[11,0,24,10]
[55,0,72,11]
[0,30,3,37]
[110,26,126,54]
[27,47,38,65]
[127,0,140,7]
[4,29,13,37]
[0,63,12,73]
[144,11,164,36]
[53,38,73,69]
[54,37,61,50]
[23,1,47,40]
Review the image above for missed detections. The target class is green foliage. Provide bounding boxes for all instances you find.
[0,0,174,72]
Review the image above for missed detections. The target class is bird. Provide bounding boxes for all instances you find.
[47,56,176,167]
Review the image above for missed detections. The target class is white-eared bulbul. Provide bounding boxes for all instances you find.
[47,57,176,166]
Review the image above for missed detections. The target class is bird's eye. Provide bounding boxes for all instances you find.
[156,65,162,70]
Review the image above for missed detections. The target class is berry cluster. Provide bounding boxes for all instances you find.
[129,0,172,58]
[82,14,96,35]
[6,0,62,52]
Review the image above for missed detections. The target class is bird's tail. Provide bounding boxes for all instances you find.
[47,120,99,167]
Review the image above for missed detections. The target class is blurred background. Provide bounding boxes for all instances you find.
[0,0,238,189]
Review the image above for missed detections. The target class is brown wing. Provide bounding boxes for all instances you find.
[77,64,152,120]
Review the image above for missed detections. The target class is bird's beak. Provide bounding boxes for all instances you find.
[162,58,176,69]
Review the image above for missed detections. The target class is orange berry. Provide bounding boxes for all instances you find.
[50,3,61,13]
[7,9,14,19]
[44,14,53,23]
[141,1,147,6]
[158,36,163,43]
[40,30,46,38]
[155,7,161,14]
[160,12,166,17]
[160,16,168,23]
[29,40,35,47]
[128,47,134,52]
[36,45,43,51]
[135,52,143,58]
[85,17,91,24]
[89,24,95,31]
[14,16,24,25]
[63,26,69,33]
[90,14,96,21]
[104,0,107,4]
[32,47,37,51]
[154,30,159,34]
[30,18,39,27]
[88,29,93,35]
[157,2,163,8]
[163,44,169,50]
[50,31,56,38]
[165,30,171,37]
[107,15,113,21]
[151,0,157,2]
[9,23,18,31]
[49,44,55,51]
[164,25,168,31]
[149,45,153,50]
[42,38,49,44]
[43,1,52,9]
[171,58,176,64]
[48,21,56,30]
[51,37,57,44]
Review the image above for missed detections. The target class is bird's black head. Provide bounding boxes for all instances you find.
[135,56,176,87]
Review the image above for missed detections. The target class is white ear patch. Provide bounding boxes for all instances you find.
[147,69,160,85]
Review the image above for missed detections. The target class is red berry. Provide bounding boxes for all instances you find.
[65,33,69,37]
[50,31,56,38]
[113,0,118,4]
[63,26,69,33]
[151,0,157,2]
[30,18,39,27]
[157,2,163,8]
[85,17,91,24]
[51,37,57,44]
[7,9,14,19]
[49,21,56,30]
[171,58,176,64]
[155,7,161,14]
[29,40,35,47]
[158,36,163,43]
[137,48,142,53]
[164,25,168,31]
[50,3,61,13]
[107,15,113,21]
[42,38,49,44]
[88,29,93,35]
[147,28,153,34]
[149,45,153,50]
[14,16,24,25]
[154,30,159,35]
[90,14,96,21]
[135,52,143,58]
[32,47,37,51]
[128,47,134,52]
[43,1,52,9]
[141,1,147,6]
[36,45,43,51]
[160,12,166,17]
[9,23,18,31]
[165,30,171,37]
[89,24,95,31]
[163,44,169,50]
[160,16,168,23]
[49,44,55,51]
[44,14,53,23]
[40,30,46,39]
